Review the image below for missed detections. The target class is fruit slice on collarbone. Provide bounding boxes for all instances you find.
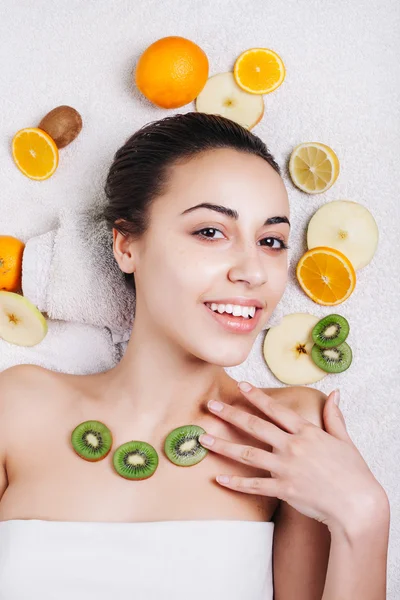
[71,421,113,462]
[312,314,350,349]
[307,200,379,270]
[311,342,352,374]
[263,313,327,385]
[195,72,264,130]
[113,441,159,480]
[205,302,257,319]
[0,291,48,346]
[165,425,208,466]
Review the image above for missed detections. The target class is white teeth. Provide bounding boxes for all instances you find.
[206,303,258,319]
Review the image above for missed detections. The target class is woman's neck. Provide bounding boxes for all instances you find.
[100,321,235,427]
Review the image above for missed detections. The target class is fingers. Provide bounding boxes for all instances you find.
[237,382,309,434]
[323,391,354,444]
[199,433,282,474]
[215,473,282,497]
[207,400,289,451]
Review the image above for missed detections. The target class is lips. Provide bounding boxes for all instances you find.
[203,303,262,334]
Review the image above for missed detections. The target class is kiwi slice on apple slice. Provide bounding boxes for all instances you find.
[312,314,349,349]
[311,342,352,373]
[0,291,48,346]
[71,420,113,462]
[165,425,208,467]
[113,441,159,480]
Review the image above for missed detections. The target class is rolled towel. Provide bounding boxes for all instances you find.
[22,204,135,344]
[0,319,120,374]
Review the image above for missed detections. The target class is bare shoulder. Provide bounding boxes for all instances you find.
[262,385,328,428]
[0,364,58,498]
[0,364,69,423]
[0,364,57,400]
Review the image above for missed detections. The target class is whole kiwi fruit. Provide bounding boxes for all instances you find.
[38,105,82,149]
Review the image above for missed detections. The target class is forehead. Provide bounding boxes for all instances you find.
[160,147,289,216]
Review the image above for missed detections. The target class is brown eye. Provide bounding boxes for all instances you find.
[193,228,224,240]
[259,237,289,251]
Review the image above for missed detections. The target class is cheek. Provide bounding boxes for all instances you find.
[268,259,289,299]
[146,241,204,302]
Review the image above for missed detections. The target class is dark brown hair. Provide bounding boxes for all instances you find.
[103,111,281,291]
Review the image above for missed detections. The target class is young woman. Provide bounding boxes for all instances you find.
[0,112,389,599]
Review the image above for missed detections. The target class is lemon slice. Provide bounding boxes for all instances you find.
[289,142,340,194]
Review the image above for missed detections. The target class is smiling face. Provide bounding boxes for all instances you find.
[115,147,290,367]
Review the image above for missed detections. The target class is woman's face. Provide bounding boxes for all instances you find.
[126,147,290,367]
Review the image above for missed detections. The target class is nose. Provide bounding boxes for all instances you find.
[227,246,268,287]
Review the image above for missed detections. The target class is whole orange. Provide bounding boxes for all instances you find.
[0,236,25,292]
[135,36,209,109]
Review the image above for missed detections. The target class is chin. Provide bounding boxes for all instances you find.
[195,340,255,368]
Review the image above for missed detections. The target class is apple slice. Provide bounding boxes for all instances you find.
[195,72,264,130]
[307,200,379,270]
[263,313,327,385]
[0,291,48,346]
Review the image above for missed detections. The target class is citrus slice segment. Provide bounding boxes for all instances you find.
[233,48,285,94]
[296,247,356,306]
[12,127,59,180]
[289,142,339,194]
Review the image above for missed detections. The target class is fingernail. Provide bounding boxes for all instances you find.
[217,475,230,484]
[199,434,215,446]
[208,400,223,412]
[238,381,252,392]
[333,389,340,406]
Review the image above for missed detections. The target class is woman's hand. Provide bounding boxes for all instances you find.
[198,381,389,538]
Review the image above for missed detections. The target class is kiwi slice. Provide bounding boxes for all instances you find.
[312,314,350,349]
[71,420,113,462]
[164,425,208,467]
[113,441,159,480]
[311,342,352,373]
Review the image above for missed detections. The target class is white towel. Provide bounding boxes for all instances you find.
[21,204,135,345]
[0,319,120,375]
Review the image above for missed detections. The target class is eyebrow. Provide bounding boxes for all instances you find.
[180,202,291,228]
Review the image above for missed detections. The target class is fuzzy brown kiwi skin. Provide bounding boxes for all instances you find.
[38,106,82,149]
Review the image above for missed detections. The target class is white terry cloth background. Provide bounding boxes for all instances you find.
[0,0,399,595]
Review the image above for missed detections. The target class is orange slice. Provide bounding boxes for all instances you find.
[233,48,286,94]
[0,235,25,292]
[12,127,59,180]
[296,247,356,306]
